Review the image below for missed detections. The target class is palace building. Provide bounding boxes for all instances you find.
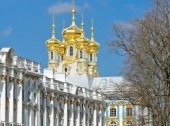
[0,3,104,126]
[0,1,150,126]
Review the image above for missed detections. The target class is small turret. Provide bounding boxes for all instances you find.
[87,19,100,77]
[46,17,61,71]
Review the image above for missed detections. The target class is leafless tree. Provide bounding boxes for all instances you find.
[109,0,170,125]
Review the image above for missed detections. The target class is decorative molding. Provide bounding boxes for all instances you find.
[123,116,136,126]
[106,117,119,126]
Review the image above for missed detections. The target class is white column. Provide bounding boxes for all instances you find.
[0,75,7,123]
[83,103,86,126]
[32,109,35,126]
[119,102,123,126]
[86,105,90,126]
[17,82,23,125]
[24,108,28,126]
[63,97,68,126]
[99,105,103,126]
[70,99,74,126]
[76,100,80,126]
[93,104,97,126]
[37,90,41,126]
[56,96,60,126]
[9,77,14,124]
[43,95,47,126]
[28,110,31,126]
[50,95,54,126]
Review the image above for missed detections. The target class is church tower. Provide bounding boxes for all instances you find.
[45,0,100,88]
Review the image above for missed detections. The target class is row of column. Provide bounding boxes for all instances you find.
[0,66,24,125]
[42,93,104,126]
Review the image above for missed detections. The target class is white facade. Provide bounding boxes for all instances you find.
[0,48,104,126]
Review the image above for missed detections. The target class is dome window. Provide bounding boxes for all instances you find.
[90,54,93,62]
[51,52,54,60]
[80,50,83,58]
[70,47,73,56]
[61,55,64,61]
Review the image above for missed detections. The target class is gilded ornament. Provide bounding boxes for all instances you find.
[106,117,119,126]
[17,79,24,85]
[76,100,81,106]
[123,117,136,126]
[50,95,55,101]
[9,76,15,83]
[0,75,7,81]
[48,63,58,72]
[64,99,68,104]
[110,104,116,109]
[98,106,103,111]
[119,100,124,106]
[126,103,132,108]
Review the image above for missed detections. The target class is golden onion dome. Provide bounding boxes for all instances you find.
[46,19,61,50]
[62,24,82,41]
[75,16,89,49]
[62,3,82,41]
[88,19,100,53]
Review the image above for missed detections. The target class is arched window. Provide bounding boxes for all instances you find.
[51,52,53,59]
[80,50,83,58]
[126,121,132,126]
[90,54,93,62]
[110,121,117,126]
[126,108,132,116]
[110,108,116,117]
[70,47,73,56]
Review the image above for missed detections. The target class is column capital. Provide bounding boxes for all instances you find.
[9,76,15,83]
[0,75,7,81]
[50,93,56,101]
[17,79,24,85]
[64,98,69,104]
[44,93,50,99]
[93,104,98,110]
[98,105,103,111]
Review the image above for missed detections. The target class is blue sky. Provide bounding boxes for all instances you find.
[0,0,151,77]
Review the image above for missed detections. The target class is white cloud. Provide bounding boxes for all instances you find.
[0,26,12,36]
[47,2,90,15]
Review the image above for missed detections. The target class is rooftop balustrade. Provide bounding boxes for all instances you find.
[44,76,103,101]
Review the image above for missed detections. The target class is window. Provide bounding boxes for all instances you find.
[51,52,53,59]
[80,50,83,58]
[90,54,92,61]
[126,108,132,116]
[126,121,132,126]
[70,47,73,56]
[110,121,117,126]
[61,55,64,61]
[110,108,116,117]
